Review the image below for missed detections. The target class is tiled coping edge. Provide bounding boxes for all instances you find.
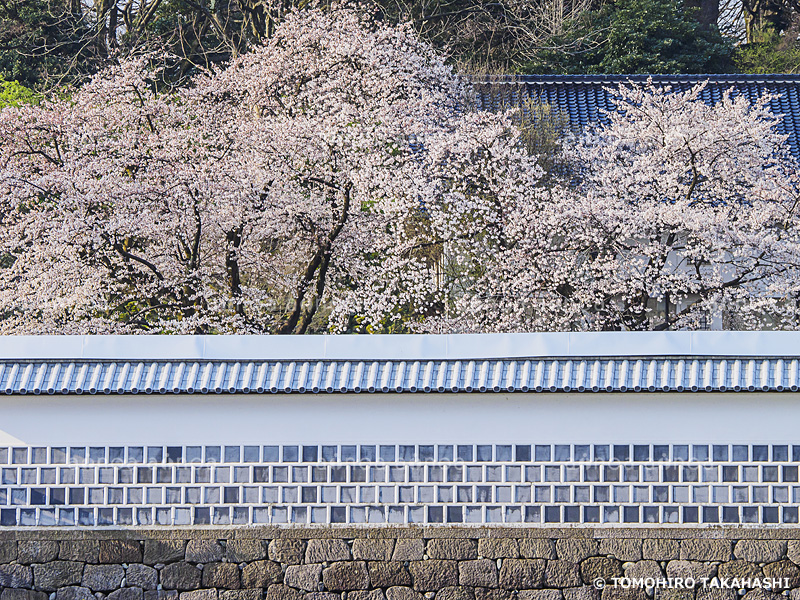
[4,526,800,541]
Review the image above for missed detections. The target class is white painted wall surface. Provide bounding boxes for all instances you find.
[3,330,800,361]
[1,391,796,446]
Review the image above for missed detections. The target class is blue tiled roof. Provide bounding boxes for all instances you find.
[3,332,800,394]
[475,74,800,158]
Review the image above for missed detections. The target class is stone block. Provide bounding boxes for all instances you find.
[265,585,304,600]
[0,541,17,564]
[427,539,478,560]
[82,564,124,591]
[696,588,737,600]
[179,591,218,600]
[144,540,186,565]
[99,540,143,564]
[221,591,262,600]
[642,540,679,562]
[479,539,519,559]
[563,586,600,600]
[733,542,786,564]
[545,561,582,588]
[33,561,83,591]
[127,564,159,590]
[518,591,563,600]
[742,591,782,600]
[386,587,424,600]
[475,590,514,600]
[0,563,33,588]
[108,589,145,600]
[306,594,340,600]
[654,590,693,600]
[349,591,386,600]
[59,541,99,564]
[558,540,599,563]
[268,540,306,565]
[498,559,546,590]
[353,539,395,561]
[579,558,623,585]
[202,562,241,589]
[788,541,800,566]
[437,586,476,600]
[601,587,647,600]
[624,560,663,581]
[717,561,762,581]
[305,539,351,563]
[520,540,557,560]
[226,541,266,563]
[460,560,499,588]
[762,560,800,588]
[145,591,179,600]
[322,561,369,591]
[369,561,412,587]
[241,560,282,588]
[161,562,202,591]
[665,561,716,582]
[393,540,425,561]
[284,563,323,591]
[1,591,47,600]
[598,540,642,562]
[54,587,94,600]
[186,541,224,564]
[680,540,731,562]
[18,541,59,564]
[409,560,459,591]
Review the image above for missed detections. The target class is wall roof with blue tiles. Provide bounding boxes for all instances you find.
[475,74,800,159]
[1,332,800,394]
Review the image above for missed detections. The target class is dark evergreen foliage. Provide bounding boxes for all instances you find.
[0,0,92,88]
[526,0,734,74]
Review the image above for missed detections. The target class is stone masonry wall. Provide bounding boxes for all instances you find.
[2,530,800,600]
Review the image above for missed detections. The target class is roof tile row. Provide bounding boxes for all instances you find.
[1,357,796,394]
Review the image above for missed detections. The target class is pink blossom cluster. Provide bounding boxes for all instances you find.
[438,81,800,332]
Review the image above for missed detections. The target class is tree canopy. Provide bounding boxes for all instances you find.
[6,0,800,88]
[438,81,800,332]
[4,4,800,334]
[0,80,37,107]
[0,7,540,334]
[2,7,800,333]
[526,0,733,74]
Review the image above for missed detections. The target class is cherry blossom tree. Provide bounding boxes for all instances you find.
[0,6,538,333]
[329,110,545,332]
[428,80,800,332]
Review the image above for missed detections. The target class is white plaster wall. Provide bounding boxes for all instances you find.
[0,391,796,446]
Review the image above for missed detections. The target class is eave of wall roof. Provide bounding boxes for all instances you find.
[478,74,800,84]
[0,331,799,361]
[475,73,800,161]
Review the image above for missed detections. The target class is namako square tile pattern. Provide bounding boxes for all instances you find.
[1,443,798,527]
